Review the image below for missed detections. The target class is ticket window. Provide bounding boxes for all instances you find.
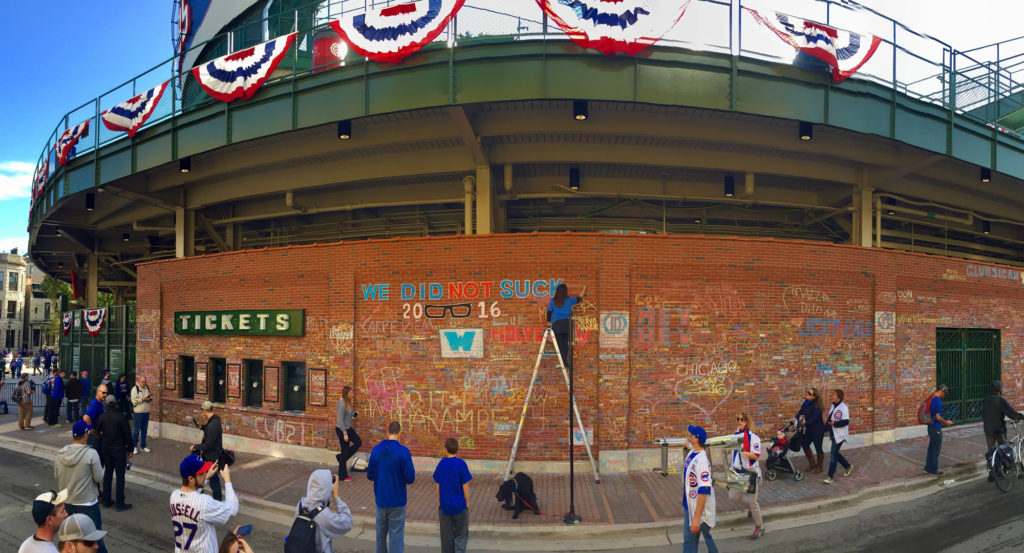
[181,356,195,399]
[283,361,306,413]
[245,359,263,408]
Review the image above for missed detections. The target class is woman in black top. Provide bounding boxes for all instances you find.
[795,387,826,473]
[546,284,585,369]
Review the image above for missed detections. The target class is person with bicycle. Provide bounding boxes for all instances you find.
[982,380,1024,482]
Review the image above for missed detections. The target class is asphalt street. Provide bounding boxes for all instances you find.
[2,445,1023,553]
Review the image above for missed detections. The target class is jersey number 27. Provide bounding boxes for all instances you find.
[173,521,197,550]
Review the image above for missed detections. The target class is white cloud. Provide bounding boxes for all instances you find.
[0,236,28,255]
[0,161,34,200]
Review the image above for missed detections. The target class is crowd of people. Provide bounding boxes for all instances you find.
[1,348,57,379]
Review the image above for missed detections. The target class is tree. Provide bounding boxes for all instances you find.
[40,275,121,340]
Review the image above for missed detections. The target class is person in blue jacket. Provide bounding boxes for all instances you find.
[49,370,66,426]
[367,421,415,553]
[546,283,586,369]
[795,387,827,473]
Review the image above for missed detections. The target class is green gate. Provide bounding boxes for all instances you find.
[936,328,1001,423]
[58,304,136,396]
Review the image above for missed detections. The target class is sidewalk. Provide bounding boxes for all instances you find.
[0,410,989,545]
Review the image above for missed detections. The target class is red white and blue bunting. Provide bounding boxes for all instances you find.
[101,81,169,138]
[62,312,72,336]
[537,0,693,56]
[176,0,193,70]
[192,33,296,102]
[33,157,48,201]
[329,0,465,63]
[83,308,107,337]
[746,9,882,83]
[55,120,90,166]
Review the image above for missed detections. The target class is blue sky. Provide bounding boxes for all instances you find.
[0,1,1020,260]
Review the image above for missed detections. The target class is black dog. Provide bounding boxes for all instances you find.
[496,472,537,519]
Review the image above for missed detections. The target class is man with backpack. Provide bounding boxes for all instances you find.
[923,384,954,476]
[286,469,352,553]
[982,380,1024,481]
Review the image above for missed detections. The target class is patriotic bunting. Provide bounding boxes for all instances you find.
[537,0,693,56]
[746,9,882,83]
[176,0,193,65]
[102,81,168,137]
[83,308,108,337]
[62,312,72,336]
[55,120,90,166]
[192,33,296,102]
[32,157,48,201]
[329,0,465,63]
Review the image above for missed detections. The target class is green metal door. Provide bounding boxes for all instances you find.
[936,328,1001,422]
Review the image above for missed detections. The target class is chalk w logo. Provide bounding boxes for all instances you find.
[439,329,484,358]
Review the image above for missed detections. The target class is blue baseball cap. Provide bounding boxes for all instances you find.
[688,425,707,445]
[72,420,89,437]
[179,454,214,479]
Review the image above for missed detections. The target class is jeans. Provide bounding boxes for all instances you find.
[44,396,57,425]
[925,426,943,473]
[376,505,406,553]
[336,426,362,480]
[208,472,223,501]
[66,400,81,423]
[682,507,718,553]
[66,503,108,553]
[133,412,150,449]
[802,431,825,455]
[828,437,850,477]
[438,508,468,553]
[101,449,127,506]
[554,332,572,370]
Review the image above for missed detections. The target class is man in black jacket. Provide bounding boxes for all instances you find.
[64,372,83,424]
[982,380,1024,481]
[96,395,133,510]
[194,400,223,500]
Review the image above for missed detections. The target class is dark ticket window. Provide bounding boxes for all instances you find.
[211,357,226,404]
[181,355,195,399]
[283,361,306,412]
[244,359,263,408]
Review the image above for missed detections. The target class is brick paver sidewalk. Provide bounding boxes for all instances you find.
[0,412,988,527]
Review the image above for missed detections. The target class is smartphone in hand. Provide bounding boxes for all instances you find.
[236,524,253,537]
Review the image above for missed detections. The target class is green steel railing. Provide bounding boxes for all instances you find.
[29,0,1024,225]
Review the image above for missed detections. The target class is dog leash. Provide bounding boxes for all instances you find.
[514,492,566,519]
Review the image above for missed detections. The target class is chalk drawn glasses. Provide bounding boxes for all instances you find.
[424,303,472,319]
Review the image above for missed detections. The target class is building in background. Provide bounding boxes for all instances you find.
[25,259,55,352]
[0,252,26,350]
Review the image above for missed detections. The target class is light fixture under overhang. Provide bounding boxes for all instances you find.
[337,120,352,140]
[724,176,735,197]
[85,193,95,211]
[799,121,813,141]
[573,100,588,121]
[179,157,191,173]
[980,167,991,183]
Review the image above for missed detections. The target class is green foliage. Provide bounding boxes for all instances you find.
[39,275,121,339]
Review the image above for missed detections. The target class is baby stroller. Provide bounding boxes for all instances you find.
[765,418,805,481]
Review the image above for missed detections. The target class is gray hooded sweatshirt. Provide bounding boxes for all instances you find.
[295,469,353,553]
[54,443,103,505]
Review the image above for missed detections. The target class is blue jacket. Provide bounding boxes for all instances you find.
[367,439,415,508]
[51,375,65,400]
[80,377,91,398]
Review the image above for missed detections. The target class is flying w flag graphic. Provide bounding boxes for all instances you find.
[55,120,90,166]
[102,81,168,137]
[746,9,881,83]
[192,33,296,102]
[329,0,465,63]
[537,0,693,56]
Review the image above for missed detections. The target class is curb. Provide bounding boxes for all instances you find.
[0,433,987,549]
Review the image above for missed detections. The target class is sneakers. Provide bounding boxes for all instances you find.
[751,527,763,540]
[133,448,138,455]
[343,477,353,482]
[142,447,151,453]
[925,470,944,476]
[116,504,133,512]
[823,477,834,484]
[843,465,854,477]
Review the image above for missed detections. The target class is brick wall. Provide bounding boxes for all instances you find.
[135,233,1024,461]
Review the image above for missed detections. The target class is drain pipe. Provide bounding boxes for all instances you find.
[463,175,475,235]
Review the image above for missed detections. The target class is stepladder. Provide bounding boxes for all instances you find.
[503,327,600,483]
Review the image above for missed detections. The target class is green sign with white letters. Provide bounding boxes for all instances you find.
[174,310,305,336]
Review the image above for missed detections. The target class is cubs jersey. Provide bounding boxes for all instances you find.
[169,483,238,553]
[828,401,850,444]
[683,449,716,527]
[730,428,761,477]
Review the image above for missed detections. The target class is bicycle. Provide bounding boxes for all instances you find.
[990,419,1024,493]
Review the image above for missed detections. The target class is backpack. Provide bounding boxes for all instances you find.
[917,394,934,425]
[42,379,52,396]
[11,384,23,404]
[284,504,324,553]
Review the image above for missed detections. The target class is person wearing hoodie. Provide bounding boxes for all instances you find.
[294,469,353,553]
[64,373,83,425]
[54,421,108,553]
[367,421,415,553]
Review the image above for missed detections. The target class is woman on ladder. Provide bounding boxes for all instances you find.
[547,284,585,369]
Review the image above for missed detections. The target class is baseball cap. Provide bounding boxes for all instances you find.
[688,425,707,445]
[72,420,90,437]
[180,454,214,478]
[103,395,117,407]
[58,513,108,542]
[936,383,949,392]
[993,380,1004,389]
[31,489,68,526]
[201,400,213,411]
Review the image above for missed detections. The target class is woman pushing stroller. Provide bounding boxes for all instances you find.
[795,387,827,474]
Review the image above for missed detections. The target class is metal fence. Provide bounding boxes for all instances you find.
[0,375,50,409]
[30,0,1024,211]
